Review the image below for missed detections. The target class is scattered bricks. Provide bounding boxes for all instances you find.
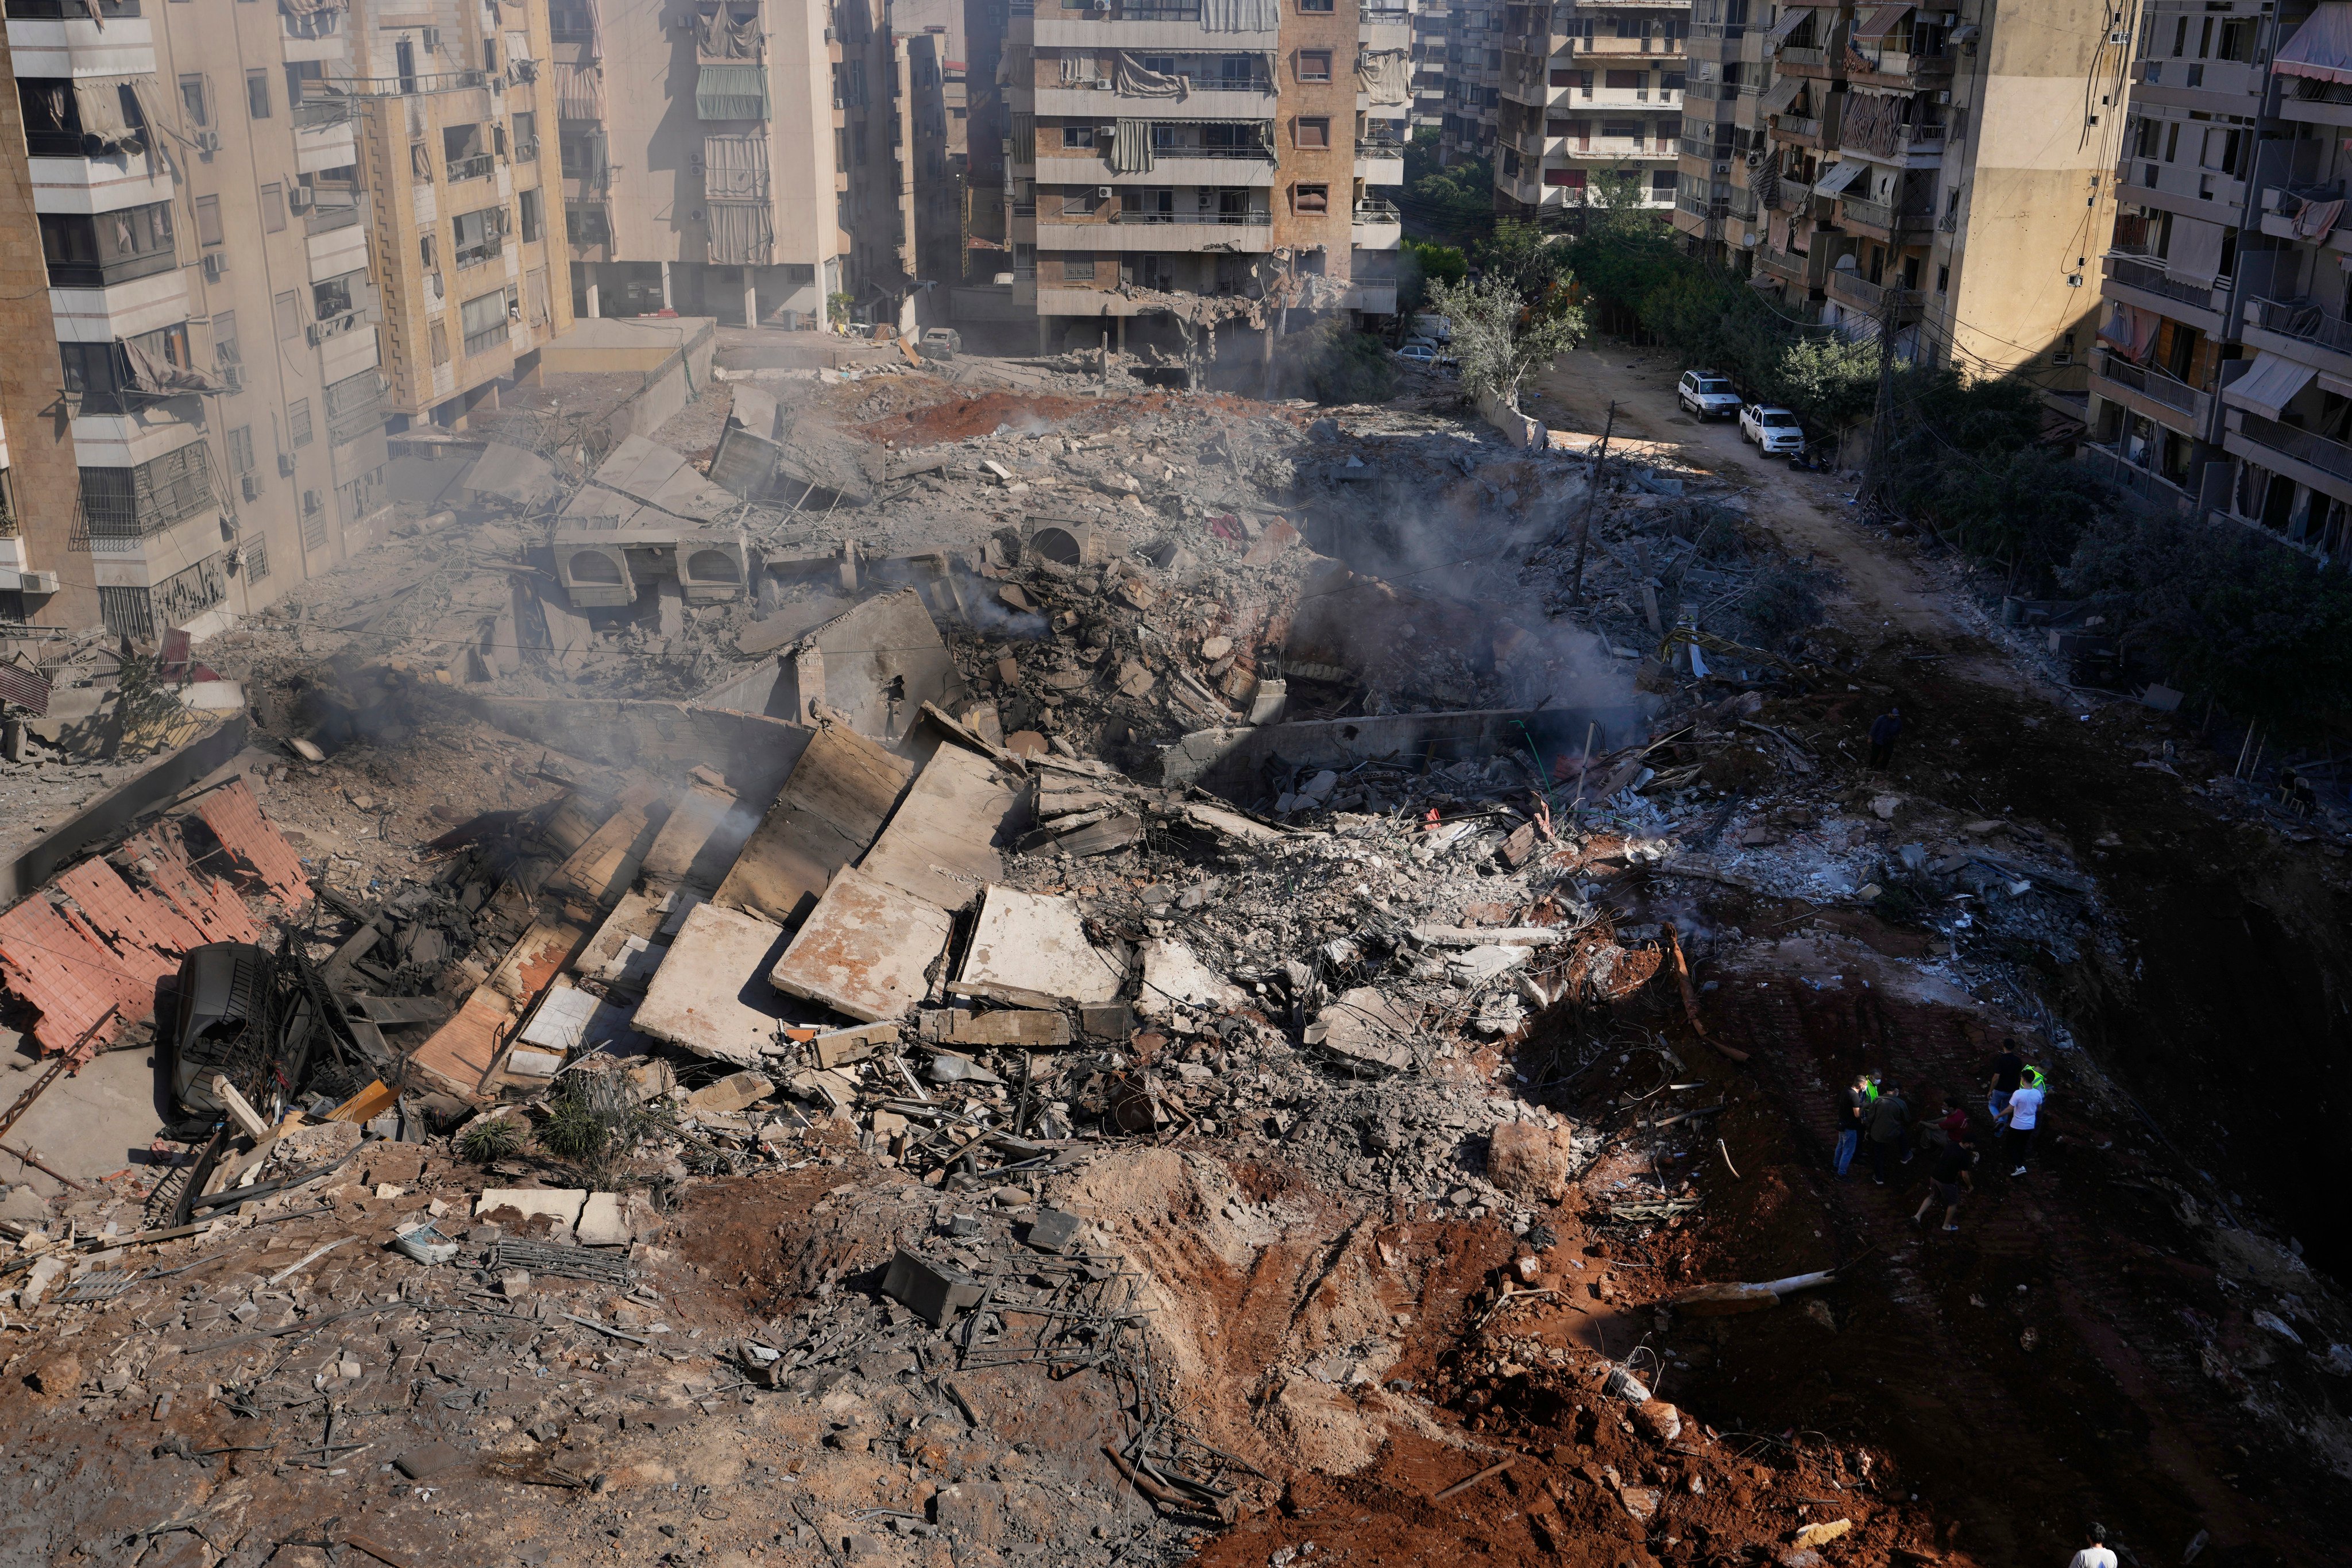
[500,1270,534,1299]
[812,1021,899,1069]
[1488,1121,1578,1203]
[1499,821,1540,868]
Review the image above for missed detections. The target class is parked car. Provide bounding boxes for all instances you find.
[1678,369,1742,419]
[1401,335,1457,366]
[918,327,962,361]
[1739,403,1806,454]
[1410,312,1453,345]
[165,942,319,1119]
[1395,342,1441,368]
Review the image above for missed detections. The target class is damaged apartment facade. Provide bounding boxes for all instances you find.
[991,0,1408,351]
[1492,0,1688,219]
[1677,0,2114,394]
[2,0,572,641]
[552,0,940,330]
[2086,0,2352,565]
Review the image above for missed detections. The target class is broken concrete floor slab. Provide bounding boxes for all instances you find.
[1133,938,1245,1021]
[631,902,800,1065]
[767,866,954,1025]
[857,741,1021,914]
[1307,987,1420,1074]
[952,885,1127,1009]
[712,723,912,928]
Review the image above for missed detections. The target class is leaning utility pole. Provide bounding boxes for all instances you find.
[1568,400,1619,604]
[1859,285,1901,507]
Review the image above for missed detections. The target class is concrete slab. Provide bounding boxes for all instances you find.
[773,589,963,739]
[1308,987,1419,1074]
[859,742,1021,914]
[768,866,953,1024]
[713,723,913,928]
[953,886,1127,1008]
[576,1191,630,1246]
[640,782,756,893]
[632,902,801,1065]
[1133,939,1244,1020]
[476,1188,588,1241]
[0,1045,168,1197]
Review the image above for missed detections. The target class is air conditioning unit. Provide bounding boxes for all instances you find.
[287,185,314,211]
[278,453,296,477]
[241,473,262,502]
[202,252,229,281]
[17,570,59,596]
[1937,89,1951,104]
[1745,151,1763,167]
[2049,352,2074,366]
[194,129,221,155]
[1714,161,1729,175]
[303,489,323,515]
[1096,185,1113,198]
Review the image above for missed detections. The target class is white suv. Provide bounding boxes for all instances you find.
[1677,370,1742,419]
[1739,403,1805,454]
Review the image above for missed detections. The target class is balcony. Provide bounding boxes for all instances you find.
[2088,349,2209,429]
[2101,252,2220,330]
[2081,443,2195,511]
[1034,214,1275,252]
[1561,34,1687,57]
[1756,243,1829,290]
[454,233,504,270]
[2231,411,2352,493]
[1033,5,1276,48]
[27,142,173,215]
[1776,45,1833,77]
[1837,193,1932,240]
[447,152,496,183]
[5,0,152,78]
[1826,268,1922,322]
[304,194,365,234]
[1032,83,1273,118]
[1852,48,1955,87]
[331,68,488,98]
[1841,119,1945,167]
[1353,198,1401,246]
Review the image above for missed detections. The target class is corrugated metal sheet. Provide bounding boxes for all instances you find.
[191,778,313,906]
[0,898,136,1057]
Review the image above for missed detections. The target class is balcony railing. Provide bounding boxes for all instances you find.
[1354,199,1401,222]
[5,0,139,16]
[2246,295,2352,357]
[1828,270,1922,315]
[1357,135,1403,156]
[1102,210,1270,226]
[1839,194,1932,232]
[2236,411,2352,484]
[1111,2,1203,18]
[447,152,496,182]
[513,138,540,163]
[1778,46,1828,69]
[291,98,357,130]
[2092,350,2203,414]
[454,233,504,269]
[331,68,489,99]
[1776,114,1823,141]
[45,249,179,291]
[2105,253,2216,312]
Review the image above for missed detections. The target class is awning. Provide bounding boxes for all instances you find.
[2220,351,2319,422]
[1764,7,1809,45]
[1814,160,1866,197]
[2275,2,2352,85]
[694,64,769,121]
[1762,75,1804,115]
[1855,2,1914,43]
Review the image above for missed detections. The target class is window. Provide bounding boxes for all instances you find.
[452,207,503,268]
[275,289,302,339]
[512,110,536,155]
[430,319,451,364]
[567,205,609,245]
[1544,168,1586,188]
[1295,117,1330,149]
[419,234,438,271]
[314,269,361,321]
[1604,69,1644,91]
[179,74,210,126]
[288,397,312,447]
[261,182,286,232]
[519,187,543,242]
[460,288,511,355]
[212,310,240,376]
[1064,254,1095,281]
[1062,125,1094,149]
[1061,192,1096,216]
[1293,183,1328,211]
[1297,50,1331,82]
[1936,263,1950,293]
[1650,168,1677,193]
[227,424,255,474]
[246,68,271,119]
[40,203,176,288]
[1299,0,1332,11]
[1602,119,1640,141]
[244,537,269,582]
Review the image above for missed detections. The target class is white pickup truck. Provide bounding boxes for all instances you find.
[1739,403,1806,455]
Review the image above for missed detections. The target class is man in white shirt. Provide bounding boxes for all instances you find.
[1998,1069,2046,1177]
[2068,1523,2117,1568]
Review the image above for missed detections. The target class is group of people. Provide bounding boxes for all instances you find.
[1830,1040,2048,1232]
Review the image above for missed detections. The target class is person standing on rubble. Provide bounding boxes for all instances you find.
[1867,706,1903,769]
[1996,1066,2046,1176]
[1865,1081,1911,1185]
[1913,1128,1977,1231]
[1835,1072,1869,1179]
[2068,1524,2118,1568]
[1986,1038,2026,1121]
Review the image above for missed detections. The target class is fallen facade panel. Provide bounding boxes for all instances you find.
[767,865,955,1025]
[632,901,799,1065]
[952,885,1127,1009]
[712,723,913,928]
[857,741,1022,914]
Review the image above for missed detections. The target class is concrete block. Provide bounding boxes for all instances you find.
[953,885,1127,1008]
[768,865,953,1024]
[633,902,797,1065]
[474,1188,589,1241]
[577,1192,629,1247]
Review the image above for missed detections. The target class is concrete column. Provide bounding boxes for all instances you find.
[743,267,758,329]
[660,260,674,311]
[584,275,601,318]
[1039,315,1052,355]
[1116,315,1126,353]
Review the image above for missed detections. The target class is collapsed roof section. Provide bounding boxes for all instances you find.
[551,435,751,609]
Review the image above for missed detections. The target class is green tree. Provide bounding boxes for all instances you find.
[1429,273,1585,412]
[1397,239,1467,318]
[1298,316,1399,405]
[1403,127,1496,246]
[1476,219,1576,321]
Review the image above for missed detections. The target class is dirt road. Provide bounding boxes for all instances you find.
[1530,347,2052,697]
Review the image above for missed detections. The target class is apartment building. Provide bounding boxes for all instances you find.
[337,0,575,434]
[553,0,886,328]
[1439,0,1500,165]
[1493,1,1687,219]
[1410,0,1445,128]
[1001,0,1407,354]
[2085,0,2352,565]
[900,0,971,294]
[964,0,1011,286]
[1682,1,2113,411]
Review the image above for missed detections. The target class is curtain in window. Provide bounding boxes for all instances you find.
[1110,119,1155,173]
[72,78,135,147]
[1199,0,1277,32]
[1059,55,1100,83]
[557,63,606,121]
[706,202,775,265]
[1010,113,1036,163]
[704,133,770,201]
[696,64,770,120]
[1354,49,1409,104]
[1115,52,1188,98]
[696,8,763,60]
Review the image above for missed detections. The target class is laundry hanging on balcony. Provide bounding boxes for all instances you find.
[2281,191,2347,240]
[557,62,606,121]
[1110,119,1156,174]
[1060,55,1102,84]
[1115,52,1189,98]
[2094,302,2158,364]
[696,7,763,60]
[697,64,770,119]
[1355,48,1410,105]
[1199,0,1277,33]
[2220,351,2319,422]
[2274,3,2352,84]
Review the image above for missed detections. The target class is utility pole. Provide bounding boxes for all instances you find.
[1568,400,1618,604]
[1859,284,1901,508]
